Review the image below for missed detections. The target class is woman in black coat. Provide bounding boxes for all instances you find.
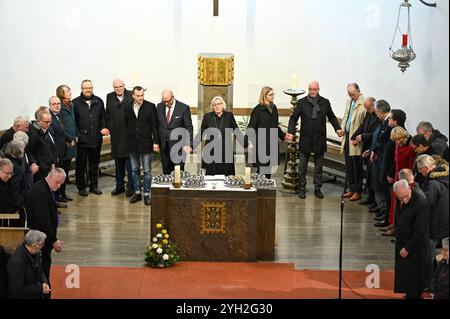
[247,87,286,178]
[200,96,246,176]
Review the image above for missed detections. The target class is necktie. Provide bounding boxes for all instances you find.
[166,107,172,125]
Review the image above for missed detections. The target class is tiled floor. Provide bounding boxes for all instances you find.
[52,161,395,271]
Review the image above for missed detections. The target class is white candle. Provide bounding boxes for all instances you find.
[174,165,181,184]
[292,73,297,90]
[244,167,251,185]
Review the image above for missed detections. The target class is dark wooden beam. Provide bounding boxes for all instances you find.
[213,0,219,16]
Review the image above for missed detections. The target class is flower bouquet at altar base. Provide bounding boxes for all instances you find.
[145,223,180,268]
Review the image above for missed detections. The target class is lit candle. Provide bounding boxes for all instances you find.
[402,34,408,46]
[174,165,181,184]
[244,167,251,185]
[292,73,297,90]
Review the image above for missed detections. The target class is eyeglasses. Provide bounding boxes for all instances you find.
[41,120,52,124]
[213,102,223,106]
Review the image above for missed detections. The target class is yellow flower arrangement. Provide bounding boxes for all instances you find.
[145,222,179,268]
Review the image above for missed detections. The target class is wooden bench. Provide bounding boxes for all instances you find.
[0,213,27,254]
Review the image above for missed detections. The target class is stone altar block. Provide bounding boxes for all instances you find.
[151,179,275,262]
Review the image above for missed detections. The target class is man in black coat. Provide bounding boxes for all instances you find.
[49,96,75,206]
[106,79,134,197]
[25,168,65,292]
[416,121,449,161]
[416,155,449,250]
[124,86,160,206]
[393,180,431,299]
[0,158,18,213]
[73,80,110,196]
[368,100,391,220]
[27,110,58,182]
[352,97,381,205]
[156,89,193,175]
[7,230,51,299]
[286,81,343,199]
[0,116,30,150]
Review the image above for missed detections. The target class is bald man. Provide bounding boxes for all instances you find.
[393,179,431,299]
[156,89,193,175]
[105,79,134,196]
[287,81,343,199]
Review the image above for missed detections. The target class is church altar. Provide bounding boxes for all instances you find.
[151,177,276,262]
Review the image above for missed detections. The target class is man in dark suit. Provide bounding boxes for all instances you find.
[49,96,75,207]
[286,81,343,199]
[156,89,194,175]
[25,168,65,292]
[393,179,431,299]
[125,86,160,206]
[369,100,392,226]
[105,79,134,197]
[0,116,30,150]
[7,230,51,299]
[26,110,58,183]
[73,80,109,196]
[352,97,381,205]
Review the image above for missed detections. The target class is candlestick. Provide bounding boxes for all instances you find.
[291,73,297,90]
[174,165,181,184]
[244,167,251,185]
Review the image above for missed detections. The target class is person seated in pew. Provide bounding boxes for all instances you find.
[7,230,51,299]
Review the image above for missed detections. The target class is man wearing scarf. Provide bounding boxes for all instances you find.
[287,81,343,199]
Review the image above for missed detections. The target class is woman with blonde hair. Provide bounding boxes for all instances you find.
[381,125,416,235]
[247,87,286,178]
[200,96,246,176]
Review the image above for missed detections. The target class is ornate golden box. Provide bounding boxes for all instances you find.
[198,53,234,86]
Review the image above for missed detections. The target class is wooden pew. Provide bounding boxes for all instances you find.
[0,213,28,254]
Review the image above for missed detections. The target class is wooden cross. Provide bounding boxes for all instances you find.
[213,0,219,16]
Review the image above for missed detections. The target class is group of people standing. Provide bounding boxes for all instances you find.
[1,77,448,299]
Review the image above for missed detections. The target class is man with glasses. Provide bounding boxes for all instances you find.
[7,230,51,299]
[156,89,194,175]
[0,158,18,213]
[286,81,343,199]
[27,109,57,182]
[73,80,109,196]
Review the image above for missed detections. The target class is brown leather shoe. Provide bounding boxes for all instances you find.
[343,192,354,198]
[350,193,362,201]
[380,224,394,232]
[381,228,395,237]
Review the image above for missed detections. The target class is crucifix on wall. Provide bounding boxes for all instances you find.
[213,0,219,16]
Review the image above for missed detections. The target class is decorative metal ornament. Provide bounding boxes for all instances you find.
[389,0,437,73]
[389,1,416,73]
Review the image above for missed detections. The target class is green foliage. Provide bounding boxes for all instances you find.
[145,223,180,268]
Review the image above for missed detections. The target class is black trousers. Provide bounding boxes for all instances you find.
[344,135,363,193]
[161,142,185,175]
[75,146,101,190]
[41,250,52,299]
[299,152,324,191]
